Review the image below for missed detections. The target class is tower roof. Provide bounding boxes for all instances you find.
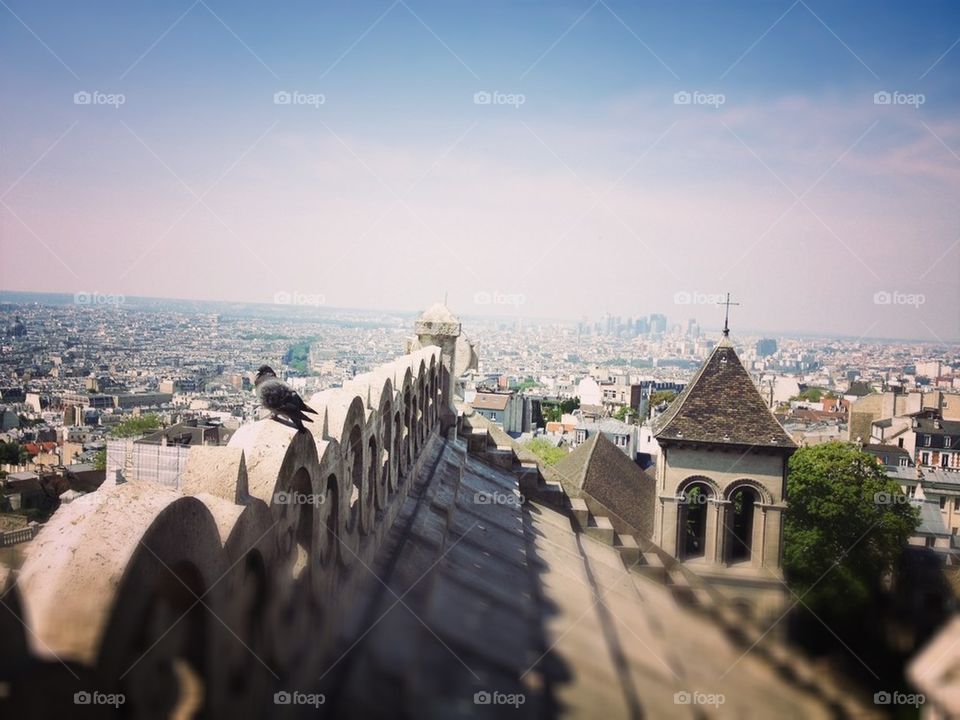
[652,343,796,448]
[418,302,459,325]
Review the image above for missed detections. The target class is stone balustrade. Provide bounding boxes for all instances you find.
[0,347,444,717]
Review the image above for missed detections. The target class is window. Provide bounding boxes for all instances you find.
[925,435,932,447]
[944,454,952,468]
[940,497,947,510]
[927,536,936,548]
[898,438,904,448]
[946,436,952,447]
[922,452,930,465]
[899,457,909,467]
[954,498,959,511]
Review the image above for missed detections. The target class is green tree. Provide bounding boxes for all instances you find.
[110,414,162,438]
[542,404,562,423]
[93,449,107,471]
[0,442,29,465]
[559,398,580,414]
[523,438,567,466]
[613,406,633,423]
[784,442,919,617]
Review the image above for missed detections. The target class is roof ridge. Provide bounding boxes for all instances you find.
[652,342,724,435]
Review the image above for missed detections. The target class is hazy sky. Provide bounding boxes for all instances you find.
[1,1,958,340]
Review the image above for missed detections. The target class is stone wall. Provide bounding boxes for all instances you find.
[0,347,445,718]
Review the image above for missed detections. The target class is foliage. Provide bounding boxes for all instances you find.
[613,406,633,422]
[648,390,677,408]
[93,449,107,471]
[0,442,29,466]
[542,404,562,423]
[110,413,161,438]
[513,378,540,392]
[523,437,568,466]
[560,398,580,414]
[784,442,919,618]
[283,340,314,374]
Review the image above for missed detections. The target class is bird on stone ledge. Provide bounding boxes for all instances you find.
[255,365,318,432]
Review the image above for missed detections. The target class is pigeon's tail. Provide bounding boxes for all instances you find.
[291,410,313,431]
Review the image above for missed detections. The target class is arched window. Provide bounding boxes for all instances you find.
[725,485,760,564]
[677,481,713,561]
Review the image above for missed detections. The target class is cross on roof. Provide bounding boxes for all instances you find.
[718,292,739,337]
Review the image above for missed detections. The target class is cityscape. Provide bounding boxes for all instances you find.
[2,1,960,718]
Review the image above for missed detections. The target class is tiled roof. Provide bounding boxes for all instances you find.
[471,393,510,411]
[547,433,656,538]
[653,341,796,448]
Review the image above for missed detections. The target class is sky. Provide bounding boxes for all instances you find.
[0,0,958,341]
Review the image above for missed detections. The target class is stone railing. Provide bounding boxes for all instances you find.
[0,525,39,548]
[0,347,445,718]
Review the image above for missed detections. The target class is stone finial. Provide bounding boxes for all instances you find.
[415,303,461,337]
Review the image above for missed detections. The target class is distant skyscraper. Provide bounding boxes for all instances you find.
[756,338,778,357]
[649,314,667,335]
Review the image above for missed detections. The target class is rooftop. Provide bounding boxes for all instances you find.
[653,343,796,448]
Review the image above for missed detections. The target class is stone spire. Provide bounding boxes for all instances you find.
[414,303,462,431]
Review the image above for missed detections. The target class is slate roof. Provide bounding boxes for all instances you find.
[653,340,796,448]
[547,433,656,538]
[471,392,510,412]
[328,437,854,718]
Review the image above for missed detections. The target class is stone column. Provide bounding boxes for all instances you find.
[658,495,679,556]
[705,498,728,565]
[757,503,785,573]
[414,306,461,433]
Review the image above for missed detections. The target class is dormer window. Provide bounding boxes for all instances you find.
[945,436,952,447]
[925,435,932,447]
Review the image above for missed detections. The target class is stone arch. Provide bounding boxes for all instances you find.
[90,495,226,714]
[392,409,404,489]
[366,434,379,518]
[723,480,769,565]
[676,476,717,562]
[346,423,364,536]
[320,472,341,567]
[428,355,438,428]
[380,399,394,502]
[402,386,413,476]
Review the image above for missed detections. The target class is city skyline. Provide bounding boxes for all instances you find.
[1,1,959,339]
[2,288,958,345]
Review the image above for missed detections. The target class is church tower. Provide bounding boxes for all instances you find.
[651,322,796,619]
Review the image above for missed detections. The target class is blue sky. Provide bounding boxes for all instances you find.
[1,1,958,340]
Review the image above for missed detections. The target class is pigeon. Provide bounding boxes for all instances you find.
[255,365,318,431]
